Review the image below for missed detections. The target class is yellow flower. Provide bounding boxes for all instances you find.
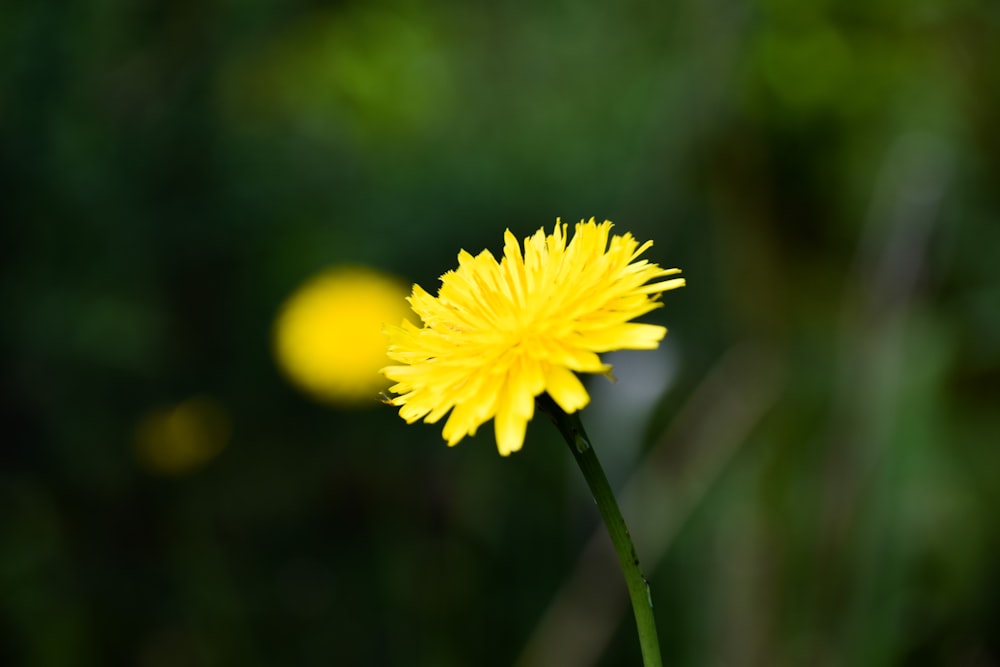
[134,396,230,476]
[274,266,411,405]
[382,218,685,455]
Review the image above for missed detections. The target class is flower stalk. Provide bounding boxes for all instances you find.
[539,395,663,667]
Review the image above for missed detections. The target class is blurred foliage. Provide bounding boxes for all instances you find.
[2,0,999,665]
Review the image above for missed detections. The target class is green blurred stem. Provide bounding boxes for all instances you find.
[539,395,663,667]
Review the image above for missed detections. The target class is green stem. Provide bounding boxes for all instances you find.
[538,395,663,667]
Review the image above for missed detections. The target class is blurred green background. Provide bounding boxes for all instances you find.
[3,0,999,665]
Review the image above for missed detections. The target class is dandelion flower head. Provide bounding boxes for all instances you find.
[275,266,410,405]
[135,396,230,476]
[382,218,685,455]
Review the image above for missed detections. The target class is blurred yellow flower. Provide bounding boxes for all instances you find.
[135,396,230,476]
[382,218,685,456]
[274,266,410,405]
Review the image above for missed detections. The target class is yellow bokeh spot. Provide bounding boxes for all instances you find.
[135,397,231,476]
[273,266,410,405]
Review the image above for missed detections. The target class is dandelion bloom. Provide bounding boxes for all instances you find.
[275,267,410,405]
[382,218,685,455]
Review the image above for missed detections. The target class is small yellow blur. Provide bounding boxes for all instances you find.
[135,396,231,476]
[273,266,410,406]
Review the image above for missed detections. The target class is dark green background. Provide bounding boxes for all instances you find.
[3,0,999,665]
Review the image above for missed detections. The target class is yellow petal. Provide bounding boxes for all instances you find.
[494,403,528,456]
[544,365,590,414]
